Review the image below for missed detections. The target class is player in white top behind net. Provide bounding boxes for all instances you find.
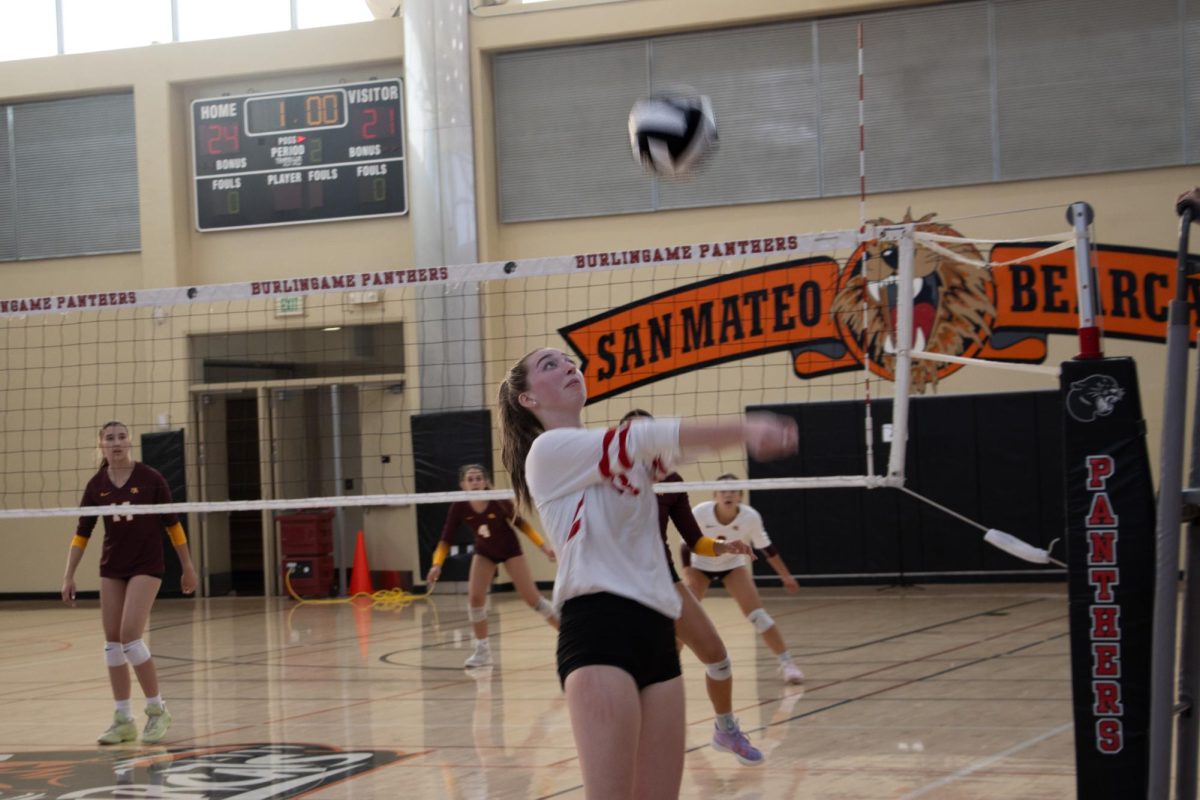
[683,474,805,685]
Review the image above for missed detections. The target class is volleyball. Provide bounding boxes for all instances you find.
[627,93,717,178]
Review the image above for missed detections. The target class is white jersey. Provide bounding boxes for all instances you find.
[526,418,683,620]
[689,501,772,572]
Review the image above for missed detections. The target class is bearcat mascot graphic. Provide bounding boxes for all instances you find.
[831,211,997,393]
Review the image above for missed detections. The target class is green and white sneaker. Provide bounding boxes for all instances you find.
[141,703,172,744]
[97,712,137,745]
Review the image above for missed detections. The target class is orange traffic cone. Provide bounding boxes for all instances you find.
[349,530,374,595]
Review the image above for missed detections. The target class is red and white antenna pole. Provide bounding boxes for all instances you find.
[857,22,876,479]
[1068,201,1103,359]
[858,22,867,234]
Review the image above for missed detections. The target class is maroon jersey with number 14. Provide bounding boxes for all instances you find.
[75,462,179,579]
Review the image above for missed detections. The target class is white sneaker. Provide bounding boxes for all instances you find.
[781,661,805,685]
[464,643,492,668]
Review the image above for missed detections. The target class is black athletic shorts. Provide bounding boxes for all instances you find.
[557,592,681,690]
[695,567,736,584]
[103,571,165,581]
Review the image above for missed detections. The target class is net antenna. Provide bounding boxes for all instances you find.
[840,22,1057,567]
[857,21,876,483]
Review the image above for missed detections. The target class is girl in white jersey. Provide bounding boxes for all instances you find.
[683,474,804,684]
[498,347,798,800]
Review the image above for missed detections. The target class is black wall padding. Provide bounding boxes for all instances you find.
[141,430,186,596]
[913,396,982,573]
[748,391,1064,582]
[412,410,493,581]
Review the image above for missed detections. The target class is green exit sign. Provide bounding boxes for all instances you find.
[275,296,304,317]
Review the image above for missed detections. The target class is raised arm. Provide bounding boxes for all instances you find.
[677,413,798,462]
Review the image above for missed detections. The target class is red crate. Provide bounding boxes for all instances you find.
[277,511,334,557]
[283,555,335,597]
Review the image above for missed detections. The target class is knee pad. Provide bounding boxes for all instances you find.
[704,656,733,682]
[534,597,556,619]
[747,608,775,634]
[104,641,126,668]
[122,639,151,666]
[467,604,489,623]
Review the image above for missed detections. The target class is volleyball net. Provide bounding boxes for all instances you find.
[0,206,1094,572]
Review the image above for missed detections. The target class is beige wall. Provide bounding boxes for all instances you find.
[0,0,1195,594]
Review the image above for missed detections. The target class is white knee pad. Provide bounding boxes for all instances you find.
[122,639,151,666]
[467,604,489,623]
[534,597,556,620]
[747,608,775,634]
[104,641,126,668]
[704,656,733,682]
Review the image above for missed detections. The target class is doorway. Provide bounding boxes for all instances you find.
[227,396,264,595]
[191,322,397,596]
[196,385,365,596]
[272,385,364,589]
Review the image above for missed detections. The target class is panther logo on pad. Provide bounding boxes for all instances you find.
[1067,374,1126,422]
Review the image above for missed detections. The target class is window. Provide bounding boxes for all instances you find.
[1,93,140,261]
[0,0,57,63]
[62,0,171,54]
[296,0,373,29]
[175,0,290,42]
[493,0,1198,222]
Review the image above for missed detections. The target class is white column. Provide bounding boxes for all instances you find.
[404,0,484,411]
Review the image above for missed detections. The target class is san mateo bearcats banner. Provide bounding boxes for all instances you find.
[1060,358,1156,799]
[560,216,1200,404]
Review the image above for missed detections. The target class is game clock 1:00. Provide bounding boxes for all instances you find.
[190,79,406,231]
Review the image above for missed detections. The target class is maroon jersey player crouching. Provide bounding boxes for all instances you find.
[61,421,197,746]
[426,463,558,669]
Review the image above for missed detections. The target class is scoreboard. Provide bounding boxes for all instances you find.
[191,79,406,232]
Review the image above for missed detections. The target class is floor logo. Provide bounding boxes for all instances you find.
[0,743,412,798]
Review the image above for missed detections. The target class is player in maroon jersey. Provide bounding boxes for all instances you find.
[622,409,765,766]
[60,421,198,745]
[425,463,558,668]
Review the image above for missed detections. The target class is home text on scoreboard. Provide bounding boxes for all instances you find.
[191,79,406,231]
